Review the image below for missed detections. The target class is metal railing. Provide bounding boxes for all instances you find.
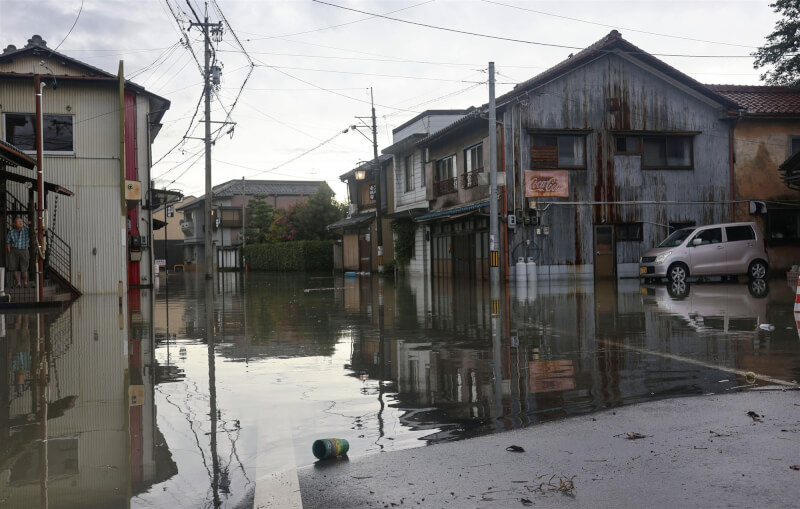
[46,229,72,284]
[461,170,482,189]
[4,190,29,229]
[434,177,458,196]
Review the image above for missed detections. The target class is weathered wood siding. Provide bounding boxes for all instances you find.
[504,52,731,270]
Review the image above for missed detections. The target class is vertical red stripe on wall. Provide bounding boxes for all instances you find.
[125,92,141,285]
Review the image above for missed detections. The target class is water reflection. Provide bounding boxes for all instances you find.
[2,273,798,508]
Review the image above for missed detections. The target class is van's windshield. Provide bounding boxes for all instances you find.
[658,228,695,248]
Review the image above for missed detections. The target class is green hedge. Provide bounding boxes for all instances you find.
[242,240,333,272]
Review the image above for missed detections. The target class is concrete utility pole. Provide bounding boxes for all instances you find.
[241,176,246,268]
[488,62,500,285]
[370,87,384,274]
[34,75,45,302]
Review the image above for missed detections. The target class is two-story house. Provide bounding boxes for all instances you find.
[328,155,394,272]
[495,31,740,280]
[178,179,324,272]
[0,35,170,295]
[382,110,469,276]
[706,85,800,271]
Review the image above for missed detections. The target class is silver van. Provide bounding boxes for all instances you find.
[639,222,769,283]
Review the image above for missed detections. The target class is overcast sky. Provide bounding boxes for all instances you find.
[1,0,782,200]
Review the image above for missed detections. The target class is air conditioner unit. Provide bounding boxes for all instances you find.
[125,180,141,201]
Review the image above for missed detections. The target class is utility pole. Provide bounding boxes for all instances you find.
[34,75,45,302]
[187,2,218,280]
[370,88,384,274]
[488,62,500,285]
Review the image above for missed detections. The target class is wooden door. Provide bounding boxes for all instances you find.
[594,225,615,279]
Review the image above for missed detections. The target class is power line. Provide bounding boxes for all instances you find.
[241,0,435,41]
[45,0,85,61]
[481,0,757,49]
[312,0,758,59]
[255,63,494,84]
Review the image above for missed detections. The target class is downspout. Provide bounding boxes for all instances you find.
[34,74,45,302]
[118,62,127,291]
[146,111,155,287]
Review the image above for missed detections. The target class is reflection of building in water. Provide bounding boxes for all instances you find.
[0,294,176,507]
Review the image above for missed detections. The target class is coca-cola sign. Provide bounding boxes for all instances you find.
[524,170,569,198]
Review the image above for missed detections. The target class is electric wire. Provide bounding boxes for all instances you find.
[481,0,758,49]
[311,0,762,58]
[44,0,85,63]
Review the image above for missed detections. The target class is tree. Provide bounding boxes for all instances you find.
[245,194,274,243]
[283,183,346,241]
[753,1,800,87]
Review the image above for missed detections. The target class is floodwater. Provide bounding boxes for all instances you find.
[2,273,799,508]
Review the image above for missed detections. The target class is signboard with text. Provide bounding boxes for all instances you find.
[524,170,569,198]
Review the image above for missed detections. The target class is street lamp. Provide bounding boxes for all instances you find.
[354,169,366,181]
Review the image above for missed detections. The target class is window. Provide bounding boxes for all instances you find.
[3,113,74,153]
[221,209,242,227]
[766,209,800,244]
[420,158,426,188]
[691,227,722,245]
[725,225,755,242]
[614,136,641,155]
[792,137,800,157]
[669,221,695,232]
[642,136,693,169]
[464,143,483,173]
[436,155,456,180]
[616,223,642,241]
[403,154,414,192]
[531,134,585,168]
[435,155,457,195]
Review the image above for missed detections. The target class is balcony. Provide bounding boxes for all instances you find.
[461,169,482,189]
[434,177,457,197]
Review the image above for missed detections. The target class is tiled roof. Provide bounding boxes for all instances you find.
[326,212,374,231]
[415,200,489,222]
[705,85,800,115]
[212,179,325,198]
[0,139,36,169]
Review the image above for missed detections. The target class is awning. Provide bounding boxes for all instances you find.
[415,201,489,222]
[779,151,800,191]
[153,218,167,230]
[0,168,73,196]
[327,212,374,231]
[384,207,428,219]
[0,139,36,169]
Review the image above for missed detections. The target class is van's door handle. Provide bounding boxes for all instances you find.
[717,245,724,250]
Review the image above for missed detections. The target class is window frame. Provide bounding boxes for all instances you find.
[791,136,800,158]
[614,135,642,155]
[530,133,587,169]
[3,112,75,155]
[766,208,800,245]
[403,154,414,192]
[435,154,457,181]
[464,142,484,174]
[641,135,694,170]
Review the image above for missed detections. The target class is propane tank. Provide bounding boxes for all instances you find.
[526,257,537,284]
[516,257,527,284]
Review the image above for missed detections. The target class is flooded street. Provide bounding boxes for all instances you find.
[2,273,799,508]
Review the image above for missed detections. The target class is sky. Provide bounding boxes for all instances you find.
[0,0,783,201]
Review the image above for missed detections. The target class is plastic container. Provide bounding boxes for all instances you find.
[312,438,350,460]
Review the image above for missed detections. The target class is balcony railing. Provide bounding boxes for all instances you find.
[461,169,482,189]
[434,177,457,196]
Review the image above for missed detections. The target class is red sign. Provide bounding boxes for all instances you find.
[524,170,569,198]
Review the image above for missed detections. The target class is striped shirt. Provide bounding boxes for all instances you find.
[6,226,30,249]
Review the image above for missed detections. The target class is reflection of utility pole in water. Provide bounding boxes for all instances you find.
[36,313,48,508]
[376,277,386,449]
[205,281,221,508]
[491,283,504,427]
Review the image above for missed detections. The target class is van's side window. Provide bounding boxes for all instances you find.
[725,225,755,242]
[693,228,722,245]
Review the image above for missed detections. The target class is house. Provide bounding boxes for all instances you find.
[152,194,194,274]
[492,30,738,279]
[706,85,800,271]
[328,156,394,272]
[178,179,324,272]
[382,110,469,276]
[0,35,170,295]
[414,110,499,280]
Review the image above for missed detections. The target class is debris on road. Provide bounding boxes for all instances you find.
[506,445,526,453]
[532,474,576,496]
[614,432,648,440]
[746,411,763,422]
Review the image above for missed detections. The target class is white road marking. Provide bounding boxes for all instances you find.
[596,338,797,387]
[252,413,303,508]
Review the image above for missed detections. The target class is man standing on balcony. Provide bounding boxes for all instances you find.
[6,217,30,288]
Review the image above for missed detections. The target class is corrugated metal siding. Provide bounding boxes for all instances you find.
[510,53,730,268]
[1,77,127,293]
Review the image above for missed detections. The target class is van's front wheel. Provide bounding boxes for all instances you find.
[748,260,768,279]
[667,263,688,284]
